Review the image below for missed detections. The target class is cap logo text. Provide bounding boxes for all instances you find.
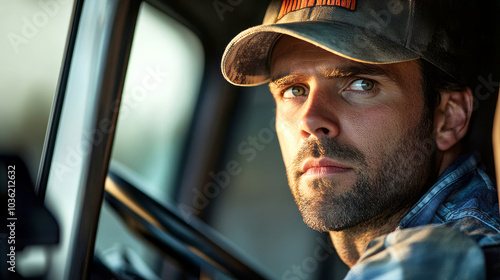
[278,0,357,19]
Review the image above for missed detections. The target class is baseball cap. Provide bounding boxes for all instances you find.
[221,0,465,86]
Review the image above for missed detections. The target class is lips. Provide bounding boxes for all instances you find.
[301,158,352,177]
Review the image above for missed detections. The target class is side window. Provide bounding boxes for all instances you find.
[109,3,204,202]
[0,1,73,180]
[95,2,204,277]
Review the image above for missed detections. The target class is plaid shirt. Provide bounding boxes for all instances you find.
[345,153,500,280]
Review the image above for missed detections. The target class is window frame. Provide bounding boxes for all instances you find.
[37,0,141,278]
[36,0,273,279]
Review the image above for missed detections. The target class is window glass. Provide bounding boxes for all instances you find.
[109,2,204,203]
[96,2,204,277]
[0,0,74,180]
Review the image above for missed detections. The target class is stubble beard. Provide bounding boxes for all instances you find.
[287,117,435,232]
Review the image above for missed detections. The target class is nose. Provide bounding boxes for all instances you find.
[299,91,340,139]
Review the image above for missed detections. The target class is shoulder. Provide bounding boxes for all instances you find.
[346,223,500,280]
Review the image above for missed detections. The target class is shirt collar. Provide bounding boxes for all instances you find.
[396,152,481,230]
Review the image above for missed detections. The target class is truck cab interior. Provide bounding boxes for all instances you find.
[1,1,499,279]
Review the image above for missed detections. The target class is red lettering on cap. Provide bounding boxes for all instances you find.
[278,0,356,19]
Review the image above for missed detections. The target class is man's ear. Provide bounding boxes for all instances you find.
[434,87,473,151]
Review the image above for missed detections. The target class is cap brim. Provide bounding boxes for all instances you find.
[222,21,420,86]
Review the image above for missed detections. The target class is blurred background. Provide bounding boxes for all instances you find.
[0,0,73,180]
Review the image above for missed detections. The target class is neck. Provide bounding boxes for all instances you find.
[328,206,410,268]
[436,144,462,176]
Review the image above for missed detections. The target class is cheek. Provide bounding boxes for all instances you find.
[344,107,411,164]
[276,116,300,166]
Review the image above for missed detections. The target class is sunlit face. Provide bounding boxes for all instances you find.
[269,36,436,232]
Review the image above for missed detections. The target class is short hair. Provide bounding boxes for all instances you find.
[420,59,468,117]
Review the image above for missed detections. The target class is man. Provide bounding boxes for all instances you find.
[221,0,500,279]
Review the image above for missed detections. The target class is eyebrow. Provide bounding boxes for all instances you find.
[269,63,393,89]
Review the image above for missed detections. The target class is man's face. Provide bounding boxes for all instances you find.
[269,36,436,232]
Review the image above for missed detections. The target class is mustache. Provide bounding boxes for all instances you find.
[292,138,367,174]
